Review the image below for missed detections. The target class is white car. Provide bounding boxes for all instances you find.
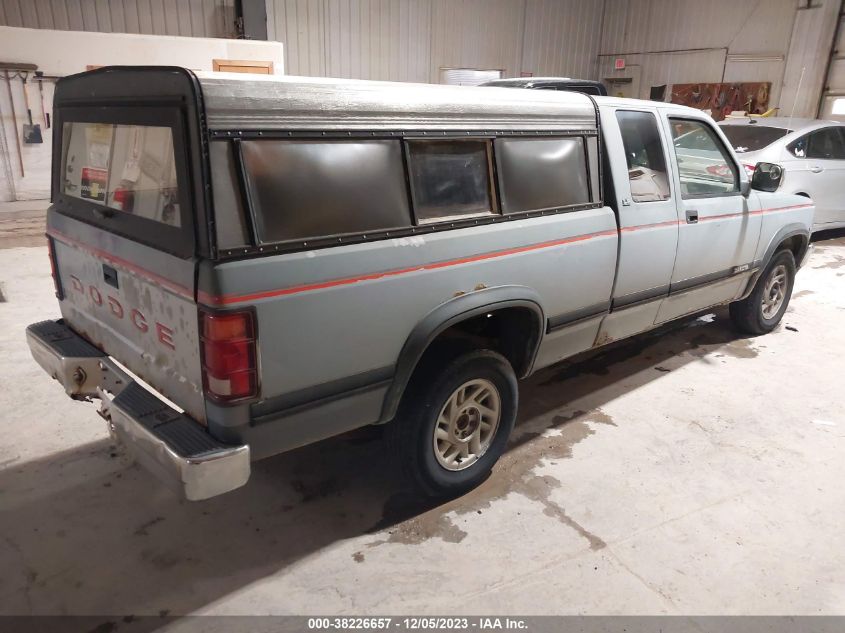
[719,117,845,231]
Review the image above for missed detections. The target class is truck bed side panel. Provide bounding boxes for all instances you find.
[200,209,618,435]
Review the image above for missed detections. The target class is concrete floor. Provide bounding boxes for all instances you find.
[1,224,844,616]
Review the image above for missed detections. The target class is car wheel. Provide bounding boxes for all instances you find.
[729,249,796,335]
[387,349,517,497]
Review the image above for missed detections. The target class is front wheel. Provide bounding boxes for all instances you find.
[387,349,518,497]
[730,249,796,335]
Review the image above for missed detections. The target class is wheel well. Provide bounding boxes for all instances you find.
[777,234,807,262]
[416,307,541,380]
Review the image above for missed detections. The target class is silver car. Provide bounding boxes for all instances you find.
[719,117,845,231]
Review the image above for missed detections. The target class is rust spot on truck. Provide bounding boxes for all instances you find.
[593,331,615,347]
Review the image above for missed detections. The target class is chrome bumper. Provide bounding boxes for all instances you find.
[25,320,250,501]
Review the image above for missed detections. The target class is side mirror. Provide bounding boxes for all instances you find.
[751,162,784,193]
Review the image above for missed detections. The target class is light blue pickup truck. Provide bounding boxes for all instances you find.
[27,67,813,500]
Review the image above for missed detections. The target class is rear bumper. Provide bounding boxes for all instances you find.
[25,319,250,501]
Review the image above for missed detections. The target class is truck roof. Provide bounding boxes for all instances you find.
[718,116,841,132]
[592,94,723,119]
[193,70,597,132]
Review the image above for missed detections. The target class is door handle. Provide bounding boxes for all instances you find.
[685,209,699,224]
[103,264,119,289]
[810,165,824,173]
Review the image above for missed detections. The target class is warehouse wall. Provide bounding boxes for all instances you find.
[819,4,845,119]
[598,0,841,118]
[0,0,237,37]
[598,0,797,106]
[0,25,283,202]
[266,0,605,82]
[782,0,842,119]
[3,0,838,118]
[267,0,836,115]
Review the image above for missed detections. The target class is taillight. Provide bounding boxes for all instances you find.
[200,309,258,403]
[47,236,63,300]
[742,163,756,178]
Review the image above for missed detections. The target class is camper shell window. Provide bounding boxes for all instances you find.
[62,122,181,226]
[241,139,411,243]
[406,140,497,222]
[495,137,591,213]
[213,131,602,257]
[55,105,194,257]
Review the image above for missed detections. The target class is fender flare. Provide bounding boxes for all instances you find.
[378,285,545,423]
[761,223,810,268]
[740,223,810,300]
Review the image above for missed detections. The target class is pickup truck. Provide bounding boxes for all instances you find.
[27,67,814,501]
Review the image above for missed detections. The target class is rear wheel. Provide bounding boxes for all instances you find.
[387,349,517,497]
[730,249,796,335]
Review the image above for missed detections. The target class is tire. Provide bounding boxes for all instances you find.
[386,349,518,497]
[729,249,796,335]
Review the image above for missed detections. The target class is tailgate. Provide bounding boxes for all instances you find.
[49,216,205,422]
[47,68,209,422]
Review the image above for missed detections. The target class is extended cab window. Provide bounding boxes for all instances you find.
[494,137,591,213]
[241,140,411,243]
[406,140,496,221]
[669,119,739,197]
[616,111,671,202]
[62,122,181,226]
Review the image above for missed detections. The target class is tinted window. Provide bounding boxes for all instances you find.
[62,121,181,227]
[787,135,808,158]
[495,137,591,213]
[669,119,739,197]
[616,111,671,202]
[406,140,494,221]
[720,125,789,153]
[242,140,411,243]
[806,127,845,160]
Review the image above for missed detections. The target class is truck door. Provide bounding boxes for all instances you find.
[594,107,679,343]
[656,115,762,323]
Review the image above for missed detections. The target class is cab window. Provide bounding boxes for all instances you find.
[616,110,671,202]
[669,118,739,197]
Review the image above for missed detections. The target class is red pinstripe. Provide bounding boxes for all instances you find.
[47,202,813,307]
[202,228,619,306]
[47,228,194,300]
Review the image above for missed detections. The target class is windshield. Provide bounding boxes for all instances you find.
[719,125,789,153]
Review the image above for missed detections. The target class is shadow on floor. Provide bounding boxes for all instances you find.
[810,227,845,244]
[0,308,757,618]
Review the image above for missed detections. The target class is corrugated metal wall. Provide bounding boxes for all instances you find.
[0,0,838,114]
[820,1,845,119]
[266,0,605,82]
[521,0,606,79]
[598,0,798,105]
[785,0,841,119]
[0,0,236,37]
